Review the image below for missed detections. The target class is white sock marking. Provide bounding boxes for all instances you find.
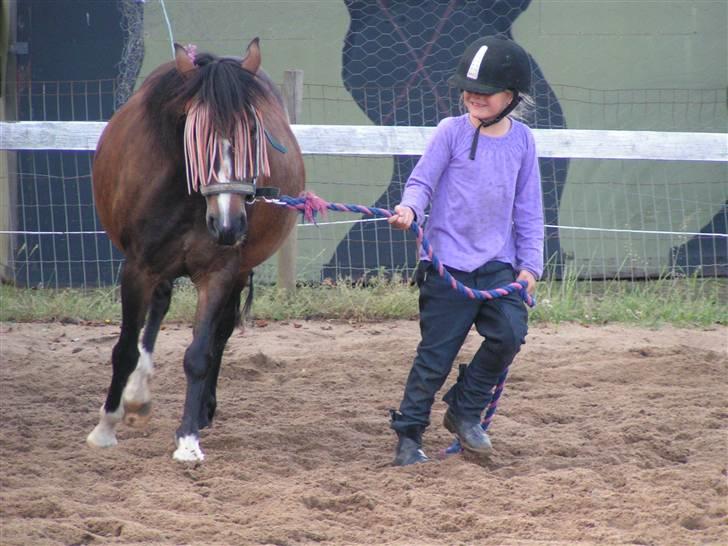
[87,403,124,448]
[122,344,153,406]
[173,434,205,462]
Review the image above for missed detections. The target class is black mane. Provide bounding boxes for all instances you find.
[145,51,268,148]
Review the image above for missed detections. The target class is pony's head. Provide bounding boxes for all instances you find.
[171,38,269,246]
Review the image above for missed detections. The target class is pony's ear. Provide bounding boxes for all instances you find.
[241,38,261,74]
[174,43,196,75]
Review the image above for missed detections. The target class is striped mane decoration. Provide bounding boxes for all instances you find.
[183,102,271,194]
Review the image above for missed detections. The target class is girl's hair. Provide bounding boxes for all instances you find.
[512,93,535,122]
[458,91,535,123]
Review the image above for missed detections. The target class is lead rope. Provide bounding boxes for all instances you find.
[265,192,534,458]
[268,192,535,306]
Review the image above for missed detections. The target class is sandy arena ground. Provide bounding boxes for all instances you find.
[1,319,726,546]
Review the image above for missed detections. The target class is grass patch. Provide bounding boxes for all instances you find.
[1,274,726,327]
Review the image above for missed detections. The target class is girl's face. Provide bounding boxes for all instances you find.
[463,90,514,121]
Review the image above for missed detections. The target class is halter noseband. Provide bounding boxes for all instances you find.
[200,180,256,200]
[199,180,280,202]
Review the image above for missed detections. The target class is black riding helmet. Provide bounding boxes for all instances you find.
[448,36,531,95]
[448,36,532,159]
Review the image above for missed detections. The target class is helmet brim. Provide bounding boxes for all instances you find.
[448,74,507,95]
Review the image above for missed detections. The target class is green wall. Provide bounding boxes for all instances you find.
[515,0,726,275]
[136,0,727,279]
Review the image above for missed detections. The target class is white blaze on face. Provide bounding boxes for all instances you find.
[215,138,234,229]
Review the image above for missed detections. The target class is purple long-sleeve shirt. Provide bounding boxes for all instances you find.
[401,114,544,278]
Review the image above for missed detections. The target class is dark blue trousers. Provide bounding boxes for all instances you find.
[391,260,529,433]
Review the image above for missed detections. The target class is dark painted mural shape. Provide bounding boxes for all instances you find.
[671,202,728,277]
[323,0,568,280]
[14,0,128,286]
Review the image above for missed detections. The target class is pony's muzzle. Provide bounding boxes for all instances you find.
[203,184,251,246]
[206,208,247,246]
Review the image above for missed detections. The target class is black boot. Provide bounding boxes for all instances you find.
[443,408,492,454]
[393,428,430,466]
[390,410,429,466]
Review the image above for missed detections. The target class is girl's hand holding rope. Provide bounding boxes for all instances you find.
[516,269,537,296]
[388,205,415,230]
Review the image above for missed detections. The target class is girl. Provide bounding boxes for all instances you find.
[387,36,544,466]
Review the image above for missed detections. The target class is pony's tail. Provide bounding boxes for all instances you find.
[242,271,254,321]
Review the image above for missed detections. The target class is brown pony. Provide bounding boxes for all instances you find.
[87,39,305,461]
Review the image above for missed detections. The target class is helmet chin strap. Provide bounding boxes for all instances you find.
[468,91,521,160]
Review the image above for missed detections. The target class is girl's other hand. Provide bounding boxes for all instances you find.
[517,269,537,295]
[388,205,415,230]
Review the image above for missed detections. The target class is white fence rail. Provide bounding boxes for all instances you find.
[2,121,727,161]
[1,121,726,286]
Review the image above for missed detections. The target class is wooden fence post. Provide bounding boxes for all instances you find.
[277,69,303,291]
[0,1,19,283]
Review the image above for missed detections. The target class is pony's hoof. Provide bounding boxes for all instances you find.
[123,401,152,427]
[173,434,205,462]
[86,425,118,448]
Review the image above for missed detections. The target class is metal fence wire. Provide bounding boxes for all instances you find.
[2,0,726,287]
[3,81,728,287]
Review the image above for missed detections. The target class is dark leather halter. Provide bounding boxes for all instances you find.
[199,180,280,202]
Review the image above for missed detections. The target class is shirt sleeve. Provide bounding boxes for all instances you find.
[399,119,452,223]
[513,128,545,279]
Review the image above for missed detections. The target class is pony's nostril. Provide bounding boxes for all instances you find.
[218,230,237,246]
[207,215,218,237]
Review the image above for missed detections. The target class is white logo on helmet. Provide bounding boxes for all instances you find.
[466,45,489,80]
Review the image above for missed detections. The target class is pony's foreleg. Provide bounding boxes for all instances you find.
[87,265,152,448]
[173,275,240,462]
[199,284,243,429]
[173,333,212,461]
[122,280,173,427]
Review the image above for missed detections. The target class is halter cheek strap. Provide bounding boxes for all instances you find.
[468,91,521,160]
